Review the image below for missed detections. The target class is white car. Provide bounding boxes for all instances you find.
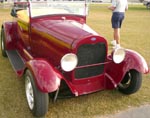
[91,0,103,3]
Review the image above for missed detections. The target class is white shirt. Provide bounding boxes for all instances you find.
[112,0,128,12]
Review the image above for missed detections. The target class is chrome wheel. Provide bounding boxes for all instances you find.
[1,32,4,51]
[25,70,49,117]
[25,76,34,110]
[118,70,142,95]
[118,72,131,89]
[1,28,7,57]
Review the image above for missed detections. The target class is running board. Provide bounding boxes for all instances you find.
[6,50,25,73]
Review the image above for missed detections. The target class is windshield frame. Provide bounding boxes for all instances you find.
[28,0,88,18]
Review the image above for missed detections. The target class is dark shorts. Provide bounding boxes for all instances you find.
[111,12,125,28]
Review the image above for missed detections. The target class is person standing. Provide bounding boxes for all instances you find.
[108,0,128,48]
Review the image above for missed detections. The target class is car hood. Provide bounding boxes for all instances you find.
[32,20,98,46]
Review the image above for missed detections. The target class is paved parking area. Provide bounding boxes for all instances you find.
[108,105,150,118]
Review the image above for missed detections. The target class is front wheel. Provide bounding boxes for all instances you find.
[25,70,49,117]
[1,28,7,57]
[118,70,142,95]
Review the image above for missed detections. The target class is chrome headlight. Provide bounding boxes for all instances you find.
[113,48,126,64]
[61,53,78,72]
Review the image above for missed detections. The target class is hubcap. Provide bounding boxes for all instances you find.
[25,76,34,110]
[119,72,131,89]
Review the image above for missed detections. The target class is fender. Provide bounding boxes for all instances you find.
[105,49,148,89]
[124,49,148,74]
[26,59,62,93]
[2,22,18,50]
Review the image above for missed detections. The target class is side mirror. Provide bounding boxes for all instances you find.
[10,8,17,17]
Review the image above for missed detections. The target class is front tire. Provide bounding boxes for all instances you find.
[25,70,49,117]
[118,70,142,95]
[1,28,7,57]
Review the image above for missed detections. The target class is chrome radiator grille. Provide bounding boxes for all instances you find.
[75,43,106,79]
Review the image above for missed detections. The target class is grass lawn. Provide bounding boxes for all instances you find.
[0,3,150,118]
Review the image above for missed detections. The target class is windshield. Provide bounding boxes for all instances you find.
[29,0,88,17]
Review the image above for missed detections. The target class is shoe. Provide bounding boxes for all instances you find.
[116,44,121,49]
[111,40,116,46]
[113,44,121,49]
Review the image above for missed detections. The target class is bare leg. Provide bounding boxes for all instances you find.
[114,28,120,44]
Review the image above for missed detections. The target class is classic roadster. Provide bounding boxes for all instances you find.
[1,1,149,117]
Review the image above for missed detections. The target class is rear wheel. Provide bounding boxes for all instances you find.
[118,70,142,95]
[25,70,49,117]
[1,28,7,57]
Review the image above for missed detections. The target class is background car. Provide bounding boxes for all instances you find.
[91,0,103,2]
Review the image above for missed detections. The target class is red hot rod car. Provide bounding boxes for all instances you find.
[1,1,149,117]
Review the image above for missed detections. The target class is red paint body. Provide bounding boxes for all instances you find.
[2,2,149,96]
